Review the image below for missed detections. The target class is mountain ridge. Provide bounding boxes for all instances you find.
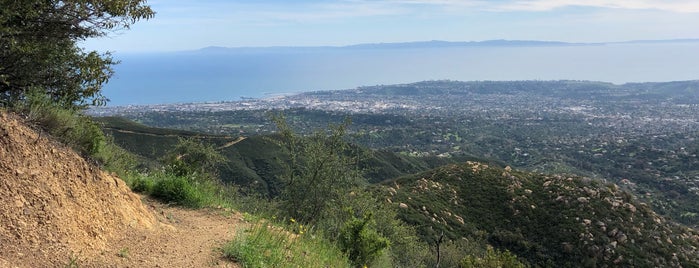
[194,38,699,53]
[379,161,699,266]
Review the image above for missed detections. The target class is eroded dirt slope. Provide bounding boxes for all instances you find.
[0,111,240,267]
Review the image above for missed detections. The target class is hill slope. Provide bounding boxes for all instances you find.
[0,111,241,267]
[381,161,699,267]
[0,112,156,266]
[97,117,458,195]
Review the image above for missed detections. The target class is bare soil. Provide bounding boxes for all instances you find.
[85,199,242,268]
[0,111,242,267]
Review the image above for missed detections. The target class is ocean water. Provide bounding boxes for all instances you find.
[104,42,699,105]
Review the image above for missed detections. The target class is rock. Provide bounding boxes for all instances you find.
[398,203,408,209]
[613,255,624,264]
[608,228,619,238]
[454,215,465,225]
[616,232,628,243]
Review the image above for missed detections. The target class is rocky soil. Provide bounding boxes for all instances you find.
[0,111,241,267]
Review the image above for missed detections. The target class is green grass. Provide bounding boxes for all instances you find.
[222,222,351,268]
[122,172,235,209]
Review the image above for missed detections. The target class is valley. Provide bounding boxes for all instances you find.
[94,80,699,228]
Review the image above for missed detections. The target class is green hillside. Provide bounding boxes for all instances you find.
[380,161,699,267]
[96,116,459,196]
[97,116,699,267]
[96,116,235,158]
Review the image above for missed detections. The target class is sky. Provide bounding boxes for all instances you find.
[82,0,699,52]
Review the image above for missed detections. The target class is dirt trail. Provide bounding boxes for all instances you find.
[0,111,243,267]
[85,198,243,267]
[218,137,247,150]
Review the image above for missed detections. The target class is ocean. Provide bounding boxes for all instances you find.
[104,42,699,105]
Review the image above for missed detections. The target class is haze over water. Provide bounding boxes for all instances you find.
[105,42,699,105]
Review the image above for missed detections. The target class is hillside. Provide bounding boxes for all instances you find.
[0,111,241,267]
[97,116,465,196]
[95,113,699,266]
[380,161,699,267]
[106,80,699,228]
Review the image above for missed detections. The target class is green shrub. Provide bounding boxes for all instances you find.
[124,171,234,209]
[93,137,140,175]
[162,137,226,179]
[460,246,527,268]
[271,114,363,224]
[128,175,156,193]
[338,212,390,267]
[151,176,198,204]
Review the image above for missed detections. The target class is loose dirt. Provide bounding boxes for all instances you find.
[86,199,242,268]
[0,111,242,267]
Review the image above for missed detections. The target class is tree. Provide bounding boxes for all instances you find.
[271,113,364,223]
[0,0,154,107]
[163,137,226,179]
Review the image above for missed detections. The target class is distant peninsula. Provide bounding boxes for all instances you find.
[197,38,699,52]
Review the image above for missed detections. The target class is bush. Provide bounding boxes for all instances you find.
[123,170,235,209]
[460,246,527,268]
[162,137,226,179]
[151,176,201,206]
[128,175,156,194]
[92,137,140,175]
[338,212,390,267]
[271,114,363,224]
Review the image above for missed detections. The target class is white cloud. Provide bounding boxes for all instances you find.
[491,0,699,13]
[327,0,699,13]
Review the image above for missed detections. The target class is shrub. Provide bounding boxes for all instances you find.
[338,212,390,267]
[151,176,201,206]
[162,137,226,179]
[460,246,527,268]
[93,136,140,175]
[271,113,364,224]
[124,170,235,209]
[128,175,156,194]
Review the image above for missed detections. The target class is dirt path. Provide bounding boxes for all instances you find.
[85,197,245,267]
[218,136,247,149]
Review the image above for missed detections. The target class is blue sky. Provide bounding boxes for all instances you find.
[82,0,699,52]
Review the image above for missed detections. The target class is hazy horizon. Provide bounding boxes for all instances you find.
[103,41,699,106]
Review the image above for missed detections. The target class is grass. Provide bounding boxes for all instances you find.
[222,222,351,268]
[64,255,80,268]
[117,247,130,258]
[122,171,235,209]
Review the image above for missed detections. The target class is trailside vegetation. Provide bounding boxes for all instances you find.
[1,0,154,108]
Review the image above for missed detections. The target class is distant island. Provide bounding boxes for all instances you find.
[197,38,699,52]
